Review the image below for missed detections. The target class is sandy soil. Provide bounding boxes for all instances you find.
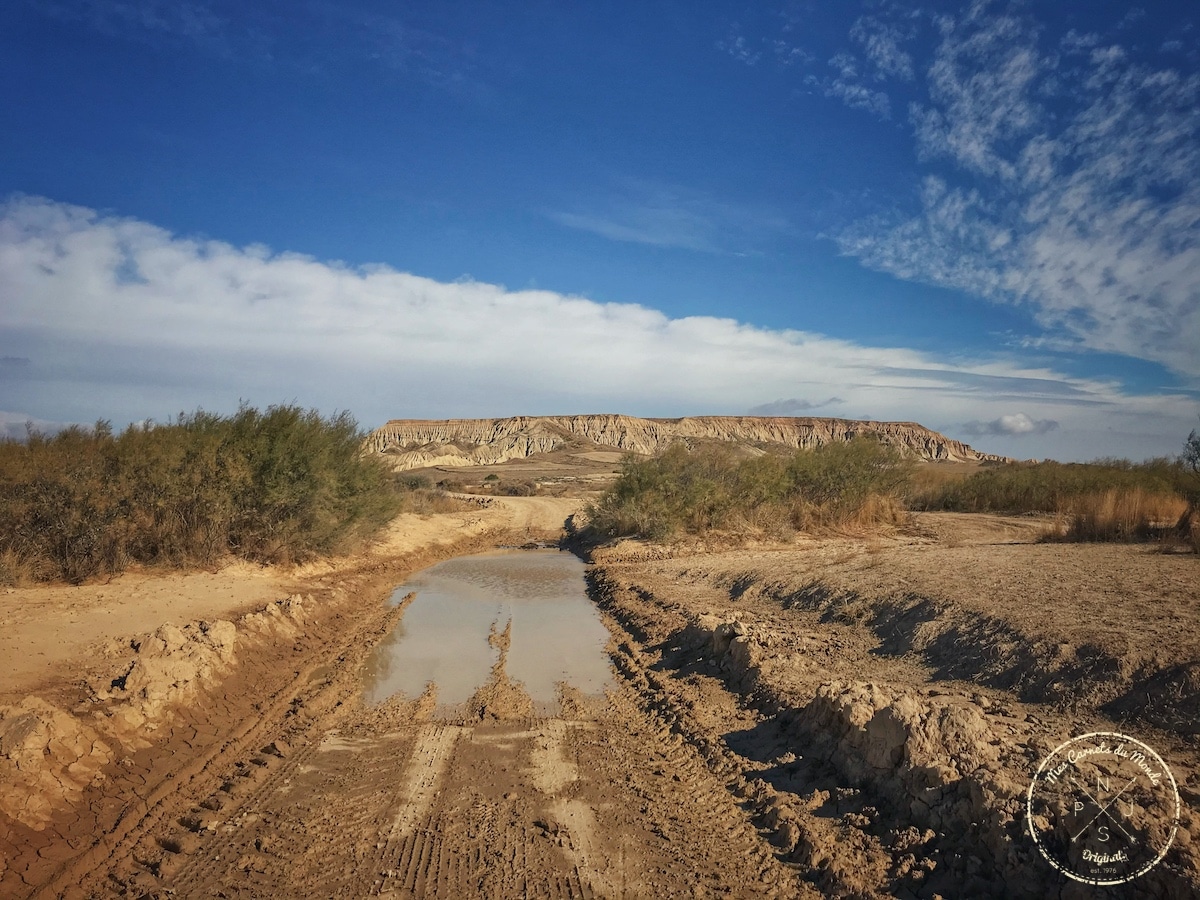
[0,564,287,699]
[2,499,1197,898]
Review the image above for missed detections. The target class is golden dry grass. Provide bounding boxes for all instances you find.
[1040,488,1189,543]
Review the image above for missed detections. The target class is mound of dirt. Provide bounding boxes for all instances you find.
[0,698,113,830]
[467,621,535,721]
[0,596,313,832]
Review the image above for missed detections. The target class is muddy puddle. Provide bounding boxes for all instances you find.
[362,549,612,714]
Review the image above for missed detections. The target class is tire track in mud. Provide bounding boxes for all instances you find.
[162,737,322,894]
[601,649,808,899]
[374,721,599,900]
[23,537,521,899]
[45,530,1179,897]
[373,723,465,896]
[594,568,959,898]
[42,647,353,900]
[155,573,815,898]
[527,719,605,898]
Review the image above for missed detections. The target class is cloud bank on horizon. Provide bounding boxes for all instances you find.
[0,196,1191,461]
[0,0,1197,461]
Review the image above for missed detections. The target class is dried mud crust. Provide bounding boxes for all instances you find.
[587,545,1200,898]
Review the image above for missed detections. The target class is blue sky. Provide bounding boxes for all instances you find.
[1,0,1198,461]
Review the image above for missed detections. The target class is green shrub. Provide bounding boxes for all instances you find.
[396,474,434,491]
[0,405,402,583]
[501,480,538,496]
[584,439,912,541]
[387,471,469,515]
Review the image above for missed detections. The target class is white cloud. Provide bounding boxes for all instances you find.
[911,3,1046,180]
[961,412,1059,436]
[836,2,1200,381]
[851,14,916,80]
[0,410,75,441]
[772,40,815,67]
[806,53,892,119]
[718,33,761,66]
[1061,30,1101,54]
[0,197,1193,461]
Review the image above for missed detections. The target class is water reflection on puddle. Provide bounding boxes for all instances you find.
[362,549,612,710]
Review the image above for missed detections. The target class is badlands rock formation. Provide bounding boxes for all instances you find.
[366,414,1011,470]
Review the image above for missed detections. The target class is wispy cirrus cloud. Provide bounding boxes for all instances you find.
[909,4,1046,180]
[832,1,1200,382]
[731,2,1199,382]
[19,0,485,95]
[798,2,923,120]
[546,209,721,253]
[850,11,917,80]
[717,31,762,66]
[30,0,225,39]
[806,52,892,119]
[2,196,1191,459]
[546,179,791,254]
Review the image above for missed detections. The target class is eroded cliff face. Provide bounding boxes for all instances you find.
[365,415,1011,469]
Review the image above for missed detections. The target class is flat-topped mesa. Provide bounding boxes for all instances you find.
[365,414,1013,470]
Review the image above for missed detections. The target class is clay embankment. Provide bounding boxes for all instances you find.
[366,414,1013,470]
[586,518,1200,897]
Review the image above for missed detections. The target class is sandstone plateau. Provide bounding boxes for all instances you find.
[366,414,1012,469]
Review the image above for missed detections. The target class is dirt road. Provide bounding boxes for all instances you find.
[2,506,1198,898]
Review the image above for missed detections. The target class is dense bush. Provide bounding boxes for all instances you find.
[584,439,912,541]
[0,406,404,584]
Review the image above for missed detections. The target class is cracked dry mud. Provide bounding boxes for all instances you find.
[2,503,1198,899]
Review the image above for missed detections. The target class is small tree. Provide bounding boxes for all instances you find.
[1179,419,1200,539]
[1184,424,1200,474]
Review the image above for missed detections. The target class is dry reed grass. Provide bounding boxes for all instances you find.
[790,493,909,535]
[1039,488,1188,543]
